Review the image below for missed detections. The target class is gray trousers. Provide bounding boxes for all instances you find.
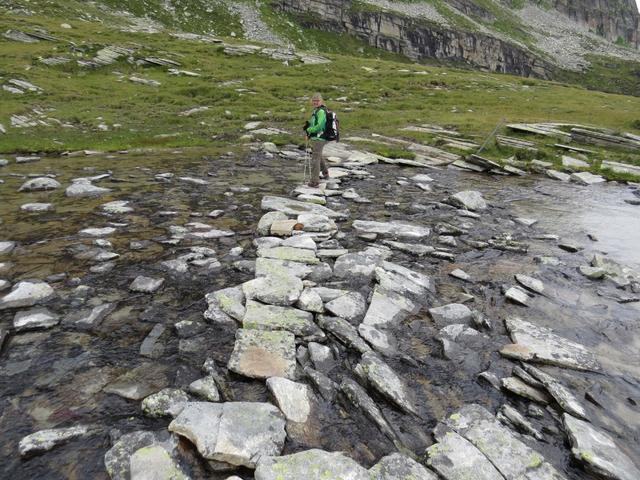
[310,140,327,184]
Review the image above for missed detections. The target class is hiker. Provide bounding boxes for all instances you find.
[304,93,329,187]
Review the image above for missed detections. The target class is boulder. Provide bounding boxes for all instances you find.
[104,430,178,480]
[130,445,189,480]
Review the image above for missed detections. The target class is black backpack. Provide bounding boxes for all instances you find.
[319,106,340,142]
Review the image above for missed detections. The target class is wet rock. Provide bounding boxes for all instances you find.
[514,217,538,227]
[500,318,601,371]
[19,425,93,457]
[355,351,417,415]
[352,220,430,239]
[304,367,338,401]
[103,363,169,400]
[0,280,54,310]
[130,276,165,293]
[18,177,61,192]
[447,191,487,211]
[258,246,319,264]
[429,303,472,327]
[325,292,366,323]
[261,195,347,219]
[102,200,133,214]
[141,388,189,418]
[79,227,116,237]
[502,377,551,404]
[188,376,220,401]
[307,342,335,372]
[255,257,313,279]
[317,315,371,354]
[579,266,606,279]
[427,428,502,480]
[258,211,288,235]
[266,377,312,423]
[449,269,471,281]
[0,279,9,292]
[381,240,434,256]
[377,261,432,298]
[297,213,337,232]
[104,430,178,480]
[130,445,189,480]
[168,401,286,468]
[209,286,245,321]
[140,324,166,359]
[65,179,111,197]
[498,404,543,440]
[505,286,531,306]
[340,378,397,442]
[570,172,605,185]
[243,273,303,306]
[296,288,324,313]
[564,413,640,480]
[13,307,59,331]
[515,274,544,294]
[0,327,7,350]
[20,202,54,212]
[255,449,369,480]
[175,319,206,338]
[333,251,385,283]
[281,235,317,250]
[0,241,16,254]
[63,302,115,330]
[242,300,323,339]
[477,371,502,390]
[546,169,571,181]
[227,329,296,379]
[522,364,588,419]
[558,242,582,252]
[369,453,437,480]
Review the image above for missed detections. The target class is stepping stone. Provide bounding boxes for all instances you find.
[169,402,286,468]
[296,288,324,313]
[0,280,54,309]
[243,273,303,306]
[242,300,323,339]
[141,388,189,418]
[130,276,164,293]
[104,430,178,480]
[546,169,571,181]
[227,329,296,379]
[258,246,319,264]
[19,425,93,457]
[266,377,312,423]
[563,413,640,480]
[255,449,369,480]
[324,292,366,322]
[261,195,347,219]
[209,286,245,321]
[255,257,314,278]
[18,177,61,192]
[130,445,188,480]
[257,211,288,235]
[297,213,337,232]
[352,220,430,239]
[377,261,432,298]
[447,191,487,211]
[317,315,371,354]
[370,453,438,480]
[562,155,590,170]
[13,307,59,331]
[500,317,601,371]
[505,286,530,306]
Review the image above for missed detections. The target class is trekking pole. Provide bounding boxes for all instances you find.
[303,138,310,184]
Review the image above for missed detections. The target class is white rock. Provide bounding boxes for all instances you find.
[20,203,54,212]
[505,286,530,306]
[18,177,61,192]
[130,276,164,293]
[429,303,472,327]
[0,280,54,310]
[448,191,487,211]
[66,180,111,197]
[266,377,312,423]
[79,227,116,237]
[515,274,544,294]
[0,241,16,254]
[19,425,92,457]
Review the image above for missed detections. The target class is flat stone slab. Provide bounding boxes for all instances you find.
[570,172,606,185]
[65,180,111,197]
[103,363,169,400]
[79,227,116,237]
[169,401,286,468]
[515,274,544,294]
[352,220,430,239]
[104,430,178,480]
[257,246,319,264]
[318,315,371,354]
[63,303,115,330]
[130,445,188,480]
[505,286,531,306]
[243,273,303,306]
[522,364,587,419]
[370,453,438,479]
[209,286,245,321]
[18,177,61,192]
[429,303,472,327]
[130,276,164,293]
[19,425,93,457]
[255,449,369,480]
[501,318,601,371]
[102,200,134,214]
[261,195,347,219]
[501,376,551,404]
[255,257,314,279]
[266,377,312,423]
[564,413,640,480]
[243,300,323,339]
[0,241,16,254]
[13,307,59,331]
[447,191,487,211]
[0,280,54,310]
[227,329,296,379]
[324,292,366,322]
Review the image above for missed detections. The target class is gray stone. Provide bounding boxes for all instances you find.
[258,246,319,264]
[102,200,134,214]
[243,273,303,306]
[515,274,544,294]
[522,364,588,419]
[103,363,169,400]
[296,288,324,313]
[169,402,286,468]
[429,303,472,327]
[369,453,437,480]
[79,227,116,237]
[64,303,115,330]
[498,404,543,440]
[501,317,601,371]
[571,172,606,185]
[261,195,347,219]
[502,377,551,404]
[376,261,432,298]
[255,257,314,279]
[312,287,349,302]
[140,324,166,359]
[514,217,538,227]
[19,425,92,457]
[340,378,397,442]
[447,191,487,211]
[563,413,640,480]
[141,388,189,418]
[325,292,366,322]
[257,211,288,235]
[333,251,385,283]
[352,220,430,239]
[227,329,296,379]
[104,430,179,480]
[266,377,312,423]
[188,376,220,401]
[0,279,9,292]
[0,241,16,254]
[282,235,317,250]
[317,315,371,354]
[255,449,369,480]
[381,240,434,256]
[20,202,54,212]
[13,307,59,331]
[505,286,531,306]
[362,287,416,329]
[307,342,335,372]
[297,213,337,232]
[65,180,111,197]
[18,177,61,192]
[355,351,417,415]
[209,287,245,321]
[450,269,471,281]
[130,276,164,293]
[174,319,206,338]
[242,300,323,339]
[130,445,189,480]
[579,266,606,279]
[0,280,54,310]
[562,155,590,170]
[546,169,571,181]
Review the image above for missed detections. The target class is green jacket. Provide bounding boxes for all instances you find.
[306,106,327,141]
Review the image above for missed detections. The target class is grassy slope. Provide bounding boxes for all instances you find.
[0,10,639,178]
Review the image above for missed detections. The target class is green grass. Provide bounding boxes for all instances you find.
[556,55,640,97]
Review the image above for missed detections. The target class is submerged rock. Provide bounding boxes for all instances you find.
[227,329,296,379]
[141,388,189,418]
[103,363,169,400]
[255,449,369,480]
[169,401,286,468]
[563,413,640,480]
[20,202,54,212]
[19,425,93,456]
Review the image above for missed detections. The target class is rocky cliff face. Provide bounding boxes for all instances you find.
[552,0,639,48]
[272,0,554,78]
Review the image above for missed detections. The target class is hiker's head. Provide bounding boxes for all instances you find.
[311,93,323,108]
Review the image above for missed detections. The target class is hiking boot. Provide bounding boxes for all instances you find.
[308,181,319,187]
[320,171,329,179]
